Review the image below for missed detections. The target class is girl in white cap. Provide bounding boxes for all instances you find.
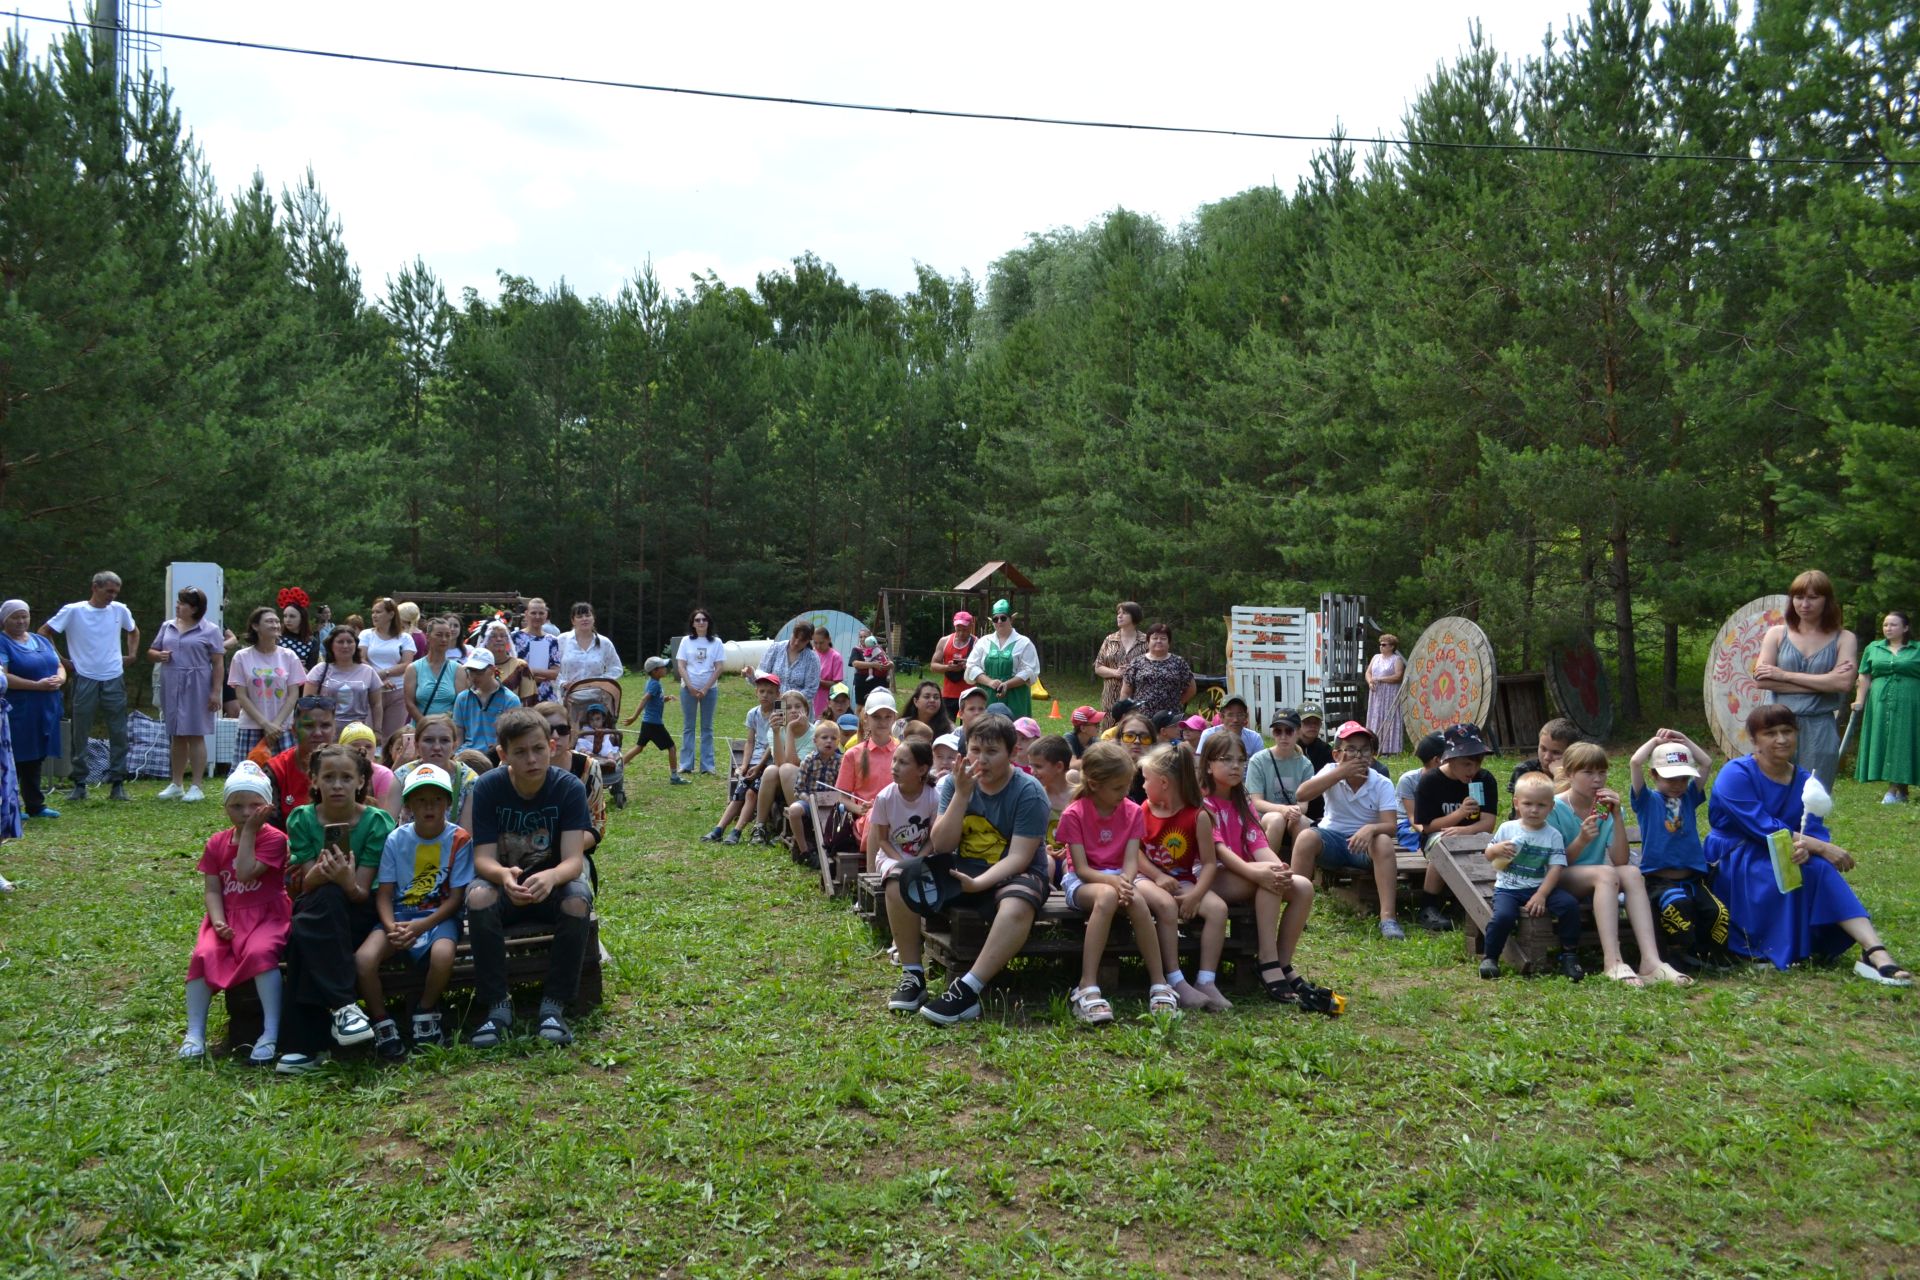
[180,763,292,1064]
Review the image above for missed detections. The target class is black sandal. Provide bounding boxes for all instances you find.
[1259,960,1300,1004]
[1855,945,1914,987]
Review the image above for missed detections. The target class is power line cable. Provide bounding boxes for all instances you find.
[6,8,1907,168]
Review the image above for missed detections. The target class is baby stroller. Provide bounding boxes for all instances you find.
[566,678,628,808]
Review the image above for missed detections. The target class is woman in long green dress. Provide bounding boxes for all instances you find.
[1853,610,1920,803]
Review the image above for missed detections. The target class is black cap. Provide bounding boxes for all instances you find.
[1440,723,1491,761]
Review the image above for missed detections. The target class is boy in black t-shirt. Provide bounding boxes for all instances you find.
[466,707,594,1048]
[1410,724,1501,934]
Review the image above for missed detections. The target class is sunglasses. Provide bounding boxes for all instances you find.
[1120,731,1153,745]
[547,722,572,735]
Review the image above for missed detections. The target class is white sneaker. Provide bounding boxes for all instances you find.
[182,785,205,803]
[1882,789,1904,805]
[156,783,184,800]
[330,1004,374,1046]
[0,874,14,893]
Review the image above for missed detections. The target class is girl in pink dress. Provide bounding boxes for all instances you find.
[181,762,292,1064]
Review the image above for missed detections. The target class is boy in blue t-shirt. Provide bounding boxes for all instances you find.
[355,763,475,1055]
[1629,729,1729,974]
[622,656,686,785]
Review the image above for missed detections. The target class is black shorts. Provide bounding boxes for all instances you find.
[953,856,1051,917]
[633,721,674,754]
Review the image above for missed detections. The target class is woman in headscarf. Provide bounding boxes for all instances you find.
[0,599,65,820]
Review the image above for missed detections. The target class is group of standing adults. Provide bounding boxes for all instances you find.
[0,575,638,841]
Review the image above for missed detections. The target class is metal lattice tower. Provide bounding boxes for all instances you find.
[94,0,160,100]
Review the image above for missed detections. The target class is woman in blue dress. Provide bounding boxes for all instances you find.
[1706,703,1910,985]
[1,599,66,821]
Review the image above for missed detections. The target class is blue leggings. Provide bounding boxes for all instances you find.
[1485,885,1581,959]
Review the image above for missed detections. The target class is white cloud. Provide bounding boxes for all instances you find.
[21,1,1599,302]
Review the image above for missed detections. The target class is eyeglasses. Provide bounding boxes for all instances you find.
[1336,746,1375,759]
[1120,731,1153,745]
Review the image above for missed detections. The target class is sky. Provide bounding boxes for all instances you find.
[18,2,1586,307]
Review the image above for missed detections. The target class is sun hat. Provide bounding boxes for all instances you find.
[223,761,274,803]
[402,762,455,799]
[1014,717,1042,740]
[897,851,964,917]
[1070,706,1105,726]
[864,688,897,714]
[1439,723,1491,761]
[1650,743,1701,779]
[337,721,377,746]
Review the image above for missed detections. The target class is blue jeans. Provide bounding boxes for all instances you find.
[680,683,719,773]
[1484,885,1581,960]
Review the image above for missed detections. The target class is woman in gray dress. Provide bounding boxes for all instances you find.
[1754,570,1857,788]
[149,587,225,801]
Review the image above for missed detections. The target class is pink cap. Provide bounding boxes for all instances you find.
[1335,719,1375,741]
[952,611,973,627]
[1070,705,1105,726]
[753,670,781,686]
[1183,715,1207,732]
[1014,716,1042,739]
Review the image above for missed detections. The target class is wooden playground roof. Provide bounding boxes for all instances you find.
[952,561,1036,593]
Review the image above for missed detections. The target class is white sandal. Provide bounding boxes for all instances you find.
[1072,987,1115,1026]
[1649,962,1695,987]
[1147,983,1181,1016]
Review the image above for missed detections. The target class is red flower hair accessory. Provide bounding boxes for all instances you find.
[276,586,311,611]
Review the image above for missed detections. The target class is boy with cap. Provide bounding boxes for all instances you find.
[358,763,474,1055]
[1297,707,1334,772]
[620,655,686,785]
[951,683,989,755]
[452,651,521,754]
[704,671,783,844]
[1409,723,1501,932]
[1294,722,1408,939]
[1199,694,1263,757]
[1067,705,1104,758]
[965,601,1040,721]
[1629,728,1728,972]
[828,682,854,725]
[929,612,977,717]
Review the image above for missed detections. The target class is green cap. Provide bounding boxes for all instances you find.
[991,598,1011,617]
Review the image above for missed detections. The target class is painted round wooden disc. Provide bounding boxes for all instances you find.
[1548,632,1614,740]
[1703,594,1789,761]
[1399,616,1497,741]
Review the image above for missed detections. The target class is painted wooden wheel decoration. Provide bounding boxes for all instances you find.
[1548,631,1615,741]
[1399,616,1497,742]
[1703,595,1788,761]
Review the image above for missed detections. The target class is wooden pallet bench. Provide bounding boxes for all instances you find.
[1313,847,1430,914]
[852,871,1262,987]
[1428,828,1644,974]
[221,916,605,1051]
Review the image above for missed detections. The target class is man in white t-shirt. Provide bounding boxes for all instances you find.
[1290,721,1408,940]
[40,570,141,801]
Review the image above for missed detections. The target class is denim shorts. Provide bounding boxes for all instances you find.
[1315,827,1375,870]
[400,916,461,963]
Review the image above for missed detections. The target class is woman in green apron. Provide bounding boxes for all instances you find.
[964,599,1040,721]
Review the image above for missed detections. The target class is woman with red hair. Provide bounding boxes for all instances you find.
[1753,570,1856,788]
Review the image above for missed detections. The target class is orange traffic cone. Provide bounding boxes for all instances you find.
[1049,700,1062,720]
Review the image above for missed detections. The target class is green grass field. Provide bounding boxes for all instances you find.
[2,673,1916,1278]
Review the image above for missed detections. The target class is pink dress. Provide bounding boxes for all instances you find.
[1365,652,1406,755]
[813,648,846,717]
[186,826,293,990]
